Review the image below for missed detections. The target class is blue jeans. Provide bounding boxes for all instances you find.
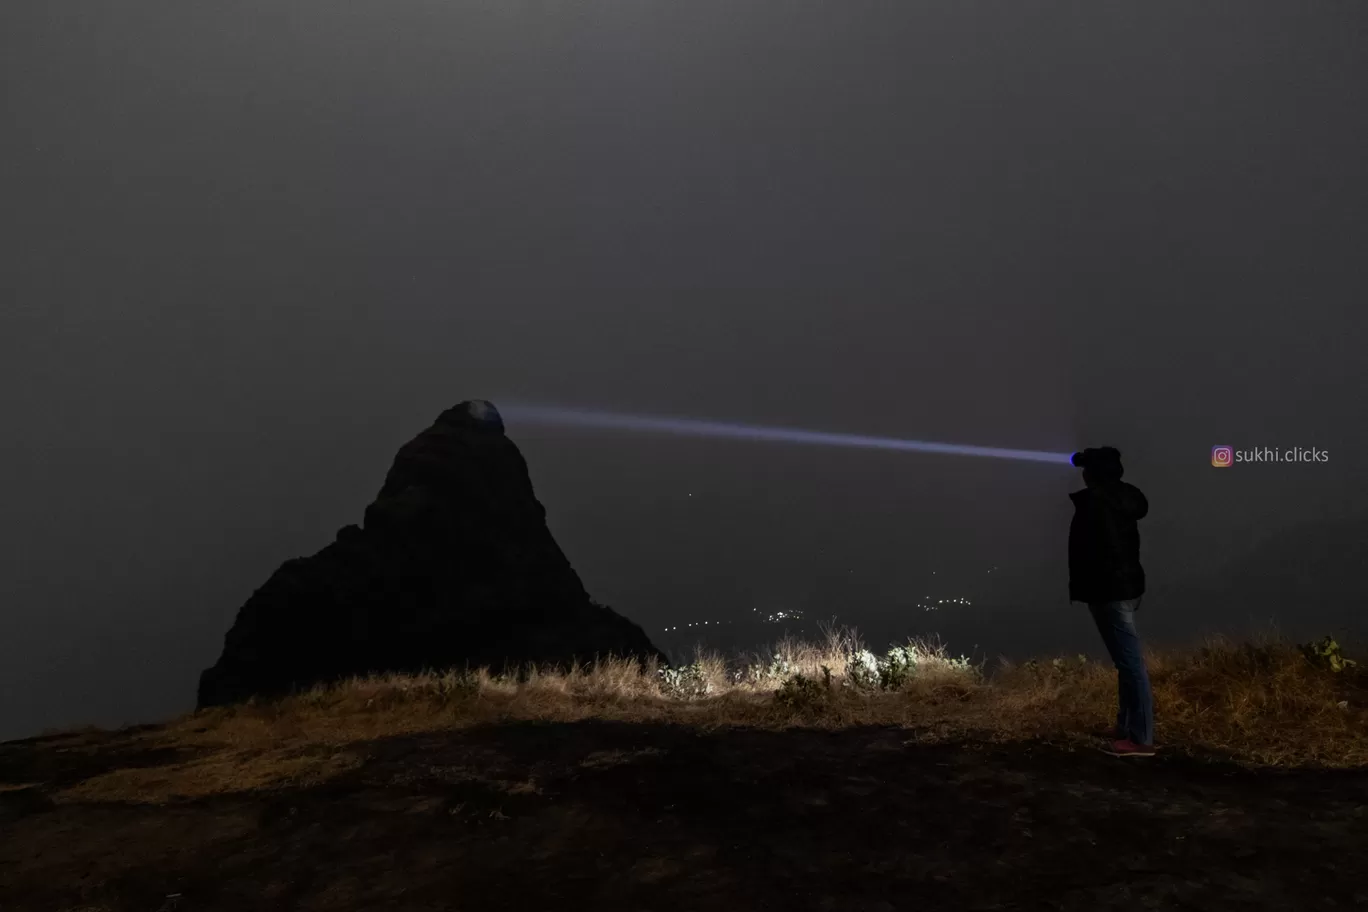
[1088,598,1154,746]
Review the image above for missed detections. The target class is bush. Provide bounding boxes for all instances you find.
[881,645,922,690]
[658,663,712,699]
[1300,637,1359,674]
[844,642,978,691]
[775,668,832,711]
[734,653,795,686]
[844,649,882,691]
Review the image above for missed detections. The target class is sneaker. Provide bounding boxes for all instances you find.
[1091,727,1162,750]
[1103,739,1156,757]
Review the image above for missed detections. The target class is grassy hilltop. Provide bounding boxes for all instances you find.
[2,628,1366,910]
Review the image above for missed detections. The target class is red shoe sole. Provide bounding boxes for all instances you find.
[1101,745,1156,757]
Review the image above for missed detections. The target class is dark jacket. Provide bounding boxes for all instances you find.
[1068,481,1148,604]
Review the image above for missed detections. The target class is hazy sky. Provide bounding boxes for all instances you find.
[4,2,1366,741]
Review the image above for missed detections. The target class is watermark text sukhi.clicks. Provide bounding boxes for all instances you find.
[1211,445,1328,467]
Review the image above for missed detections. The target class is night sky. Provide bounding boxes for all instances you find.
[4,3,1366,741]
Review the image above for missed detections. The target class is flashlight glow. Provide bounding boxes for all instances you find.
[500,404,1073,466]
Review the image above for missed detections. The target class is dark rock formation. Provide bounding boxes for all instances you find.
[197,400,666,708]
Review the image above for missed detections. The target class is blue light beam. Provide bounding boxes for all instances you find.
[500,404,1073,466]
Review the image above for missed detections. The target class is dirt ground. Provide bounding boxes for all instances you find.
[3,721,1367,911]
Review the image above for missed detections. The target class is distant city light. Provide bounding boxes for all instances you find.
[663,609,805,633]
[916,594,973,612]
[661,571,996,630]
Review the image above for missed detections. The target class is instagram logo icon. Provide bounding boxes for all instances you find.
[1211,445,1234,467]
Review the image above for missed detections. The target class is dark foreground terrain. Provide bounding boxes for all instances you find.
[3,721,1367,911]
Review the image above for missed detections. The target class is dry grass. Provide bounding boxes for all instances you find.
[42,627,1367,805]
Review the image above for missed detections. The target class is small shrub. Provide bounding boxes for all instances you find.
[880,646,917,691]
[658,663,711,699]
[844,649,882,690]
[735,653,795,687]
[843,642,977,692]
[1300,637,1359,674]
[775,672,830,711]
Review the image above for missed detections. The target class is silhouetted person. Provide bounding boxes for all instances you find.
[1069,446,1155,757]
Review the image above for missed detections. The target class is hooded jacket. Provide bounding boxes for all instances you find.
[1068,480,1148,604]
